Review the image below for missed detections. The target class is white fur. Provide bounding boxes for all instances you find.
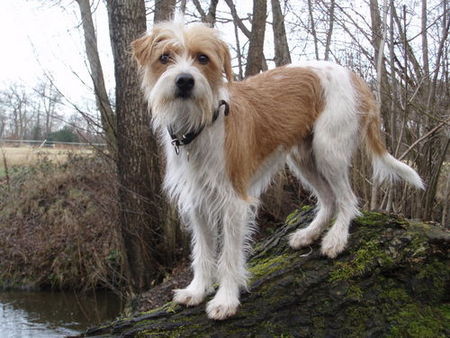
[162,118,256,319]
[373,153,424,189]
[287,62,361,257]
[140,29,423,318]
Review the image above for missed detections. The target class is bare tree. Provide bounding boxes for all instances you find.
[33,80,62,139]
[225,0,268,74]
[154,0,176,22]
[245,0,267,77]
[271,0,291,66]
[307,0,320,59]
[324,0,335,61]
[369,0,388,210]
[3,85,32,140]
[192,0,219,26]
[0,103,6,139]
[107,0,168,292]
[76,0,116,154]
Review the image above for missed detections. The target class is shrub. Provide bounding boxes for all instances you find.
[0,154,123,291]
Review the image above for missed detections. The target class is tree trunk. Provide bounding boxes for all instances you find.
[421,0,429,77]
[324,0,335,61]
[106,0,167,292]
[307,0,319,60]
[154,0,176,22]
[271,0,291,66]
[193,0,219,26]
[76,0,117,154]
[83,208,450,336]
[369,0,390,210]
[245,0,267,77]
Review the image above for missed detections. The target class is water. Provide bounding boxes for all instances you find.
[0,290,123,337]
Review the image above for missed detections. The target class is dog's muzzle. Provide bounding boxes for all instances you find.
[175,73,195,98]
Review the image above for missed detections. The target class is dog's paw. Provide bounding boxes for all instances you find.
[173,287,206,306]
[289,228,318,249]
[206,296,240,320]
[320,231,348,258]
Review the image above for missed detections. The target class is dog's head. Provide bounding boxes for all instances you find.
[132,20,232,134]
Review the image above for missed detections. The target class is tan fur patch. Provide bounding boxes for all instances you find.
[225,67,325,198]
[351,72,386,156]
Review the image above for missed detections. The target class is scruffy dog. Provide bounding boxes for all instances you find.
[131,19,423,320]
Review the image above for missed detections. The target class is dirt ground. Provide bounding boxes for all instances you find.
[137,261,192,312]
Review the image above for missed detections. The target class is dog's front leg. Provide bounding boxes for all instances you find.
[206,201,250,320]
[174,211,216,306]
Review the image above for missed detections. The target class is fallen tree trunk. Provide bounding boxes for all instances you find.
[81,208,449,337]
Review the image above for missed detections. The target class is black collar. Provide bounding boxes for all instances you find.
[168,100,229,155]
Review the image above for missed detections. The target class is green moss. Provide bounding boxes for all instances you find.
[381,287,410,304]
[285,205,313,226]
[388,304,448,337]
[262,321,293,336]
[141,301,181,316]
[413,260,448,302]
[376,281,449,337]
[136,329,181,337]
[329,240,393,282]
[249,253,293,280]
[355,211,395,227]
[344,306,374,337]
[344,280,449,338]
[301,205,313,212]
[285,209,301,225]
[439,304,450,320]
[355,211,387,226]
[311,315,326,335]
[416,260,447,284]
[347,285,363,301]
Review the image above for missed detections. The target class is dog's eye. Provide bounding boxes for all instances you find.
[160,54,170,64]
[197,54,209,65]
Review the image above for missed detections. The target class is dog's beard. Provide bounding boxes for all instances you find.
[149,73,215,135]
[151,98,213,135]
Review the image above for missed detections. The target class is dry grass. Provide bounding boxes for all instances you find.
[0,145,93,168]
[0,155,123,291]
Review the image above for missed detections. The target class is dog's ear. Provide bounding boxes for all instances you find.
[131,34,154,66]
[219,40,233,82]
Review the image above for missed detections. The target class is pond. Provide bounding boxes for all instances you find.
[0,290,123,337]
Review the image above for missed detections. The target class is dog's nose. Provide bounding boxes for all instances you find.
[175,73,195,96]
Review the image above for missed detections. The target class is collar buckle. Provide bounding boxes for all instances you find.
[170,139,180,155]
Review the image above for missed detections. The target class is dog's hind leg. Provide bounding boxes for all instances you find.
[173,210,216,306]
[313,124,360,258]
[287,141,335,249]
[318,163,359,258]
[206,200,254,320]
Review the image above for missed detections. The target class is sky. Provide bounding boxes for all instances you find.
[0,0,252,114]
[0,0,114,110]
[0,0,423,115]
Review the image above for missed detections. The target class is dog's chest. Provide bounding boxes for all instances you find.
[162,125,231,210]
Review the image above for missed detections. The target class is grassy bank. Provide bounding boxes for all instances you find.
[0,154,123,291]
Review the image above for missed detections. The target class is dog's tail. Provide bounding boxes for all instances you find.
[364,112,424,190]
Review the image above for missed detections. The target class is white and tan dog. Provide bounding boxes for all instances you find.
[131,19,424,320]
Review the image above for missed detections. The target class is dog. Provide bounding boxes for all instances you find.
[131,19,424,320]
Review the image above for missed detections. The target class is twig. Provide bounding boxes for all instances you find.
[399,118,449,161]
[1,147,10,192]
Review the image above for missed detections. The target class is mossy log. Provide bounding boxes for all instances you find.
[81,208,449,337]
